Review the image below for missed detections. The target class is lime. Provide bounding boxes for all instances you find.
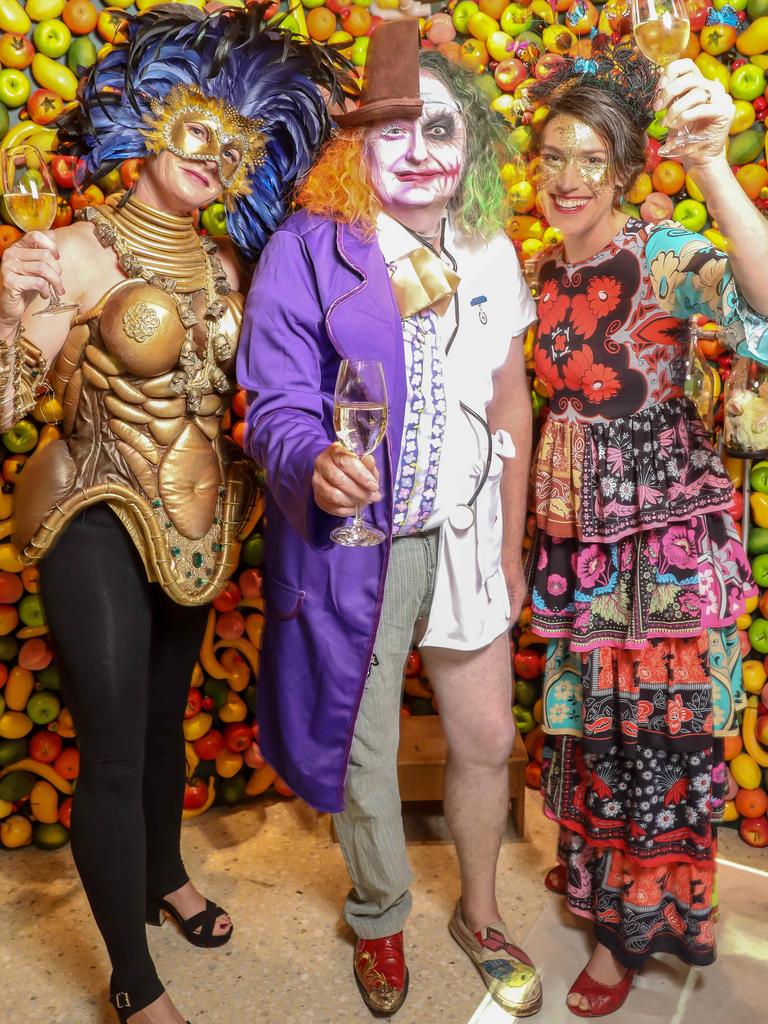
[203,677,228,711]
[33,822,70,850]
[220,774,246,805]
[0,737,28,767]
[0,770,37,802]
[26,691,60,726]
[0,636,18,661]
[242,532,265,567]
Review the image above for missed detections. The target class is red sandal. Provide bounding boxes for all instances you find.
[544,863,567,895]
[567,966,635,1018]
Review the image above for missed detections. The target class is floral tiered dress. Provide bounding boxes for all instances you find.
[529,218,767,968]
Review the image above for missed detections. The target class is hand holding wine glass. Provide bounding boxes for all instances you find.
[656,59,734,168]
[0,144,77,318]
[631,0,712,158]
[328,358,388,547]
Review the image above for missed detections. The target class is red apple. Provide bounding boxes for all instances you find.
[685,0,710,32]
[739,814,768,847]
[535,53,565,80]
[495,57,527,93]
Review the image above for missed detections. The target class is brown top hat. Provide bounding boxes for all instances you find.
[333,19,423,128]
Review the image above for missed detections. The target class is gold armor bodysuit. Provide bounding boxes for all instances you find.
[13,196,257,606]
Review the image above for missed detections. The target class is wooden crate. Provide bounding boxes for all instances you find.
[397,714,528,838]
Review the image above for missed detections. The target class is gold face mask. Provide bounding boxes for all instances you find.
[143,84,266,205]
[535,116,611,193]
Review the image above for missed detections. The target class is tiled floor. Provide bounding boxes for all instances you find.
[0,790,764,1024]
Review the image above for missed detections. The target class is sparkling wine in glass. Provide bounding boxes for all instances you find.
[331,359,388,547]
[631,0,707,159]
[1,144,78,317]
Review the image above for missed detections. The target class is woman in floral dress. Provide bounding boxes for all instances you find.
[525,46,768,1017]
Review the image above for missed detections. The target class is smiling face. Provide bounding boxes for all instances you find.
[536,115,619,238]
[364,71,466,221]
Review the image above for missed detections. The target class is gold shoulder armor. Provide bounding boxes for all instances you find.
[0,323,48,432]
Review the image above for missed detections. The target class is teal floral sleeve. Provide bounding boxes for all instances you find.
[644,221,768,363]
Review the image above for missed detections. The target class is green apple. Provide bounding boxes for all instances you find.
[646,109,669,141]
[500,3,533,37]
[200,202,228,237]
[0,102,8,142]
[67,36,97,75]
[32,19,71,60]
[0,68,31,109]
[26,691,60,726]
[730,63,766,101]
[1,419,38,454]
[749,612,768,650]
[301,0,327,6]
[714,0,747,9]
[18,593,47,628]
[96,168,123,195]
[33,822,70,850]
[24,0,66,21]
[512,704,536,733]
[452,1,479,35]
[242,532,264,567]
[352,36,369,67]
[673,198,707,233]
[748,0,768,17]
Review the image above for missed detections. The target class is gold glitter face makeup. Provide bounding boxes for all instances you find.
[536,116,612,193]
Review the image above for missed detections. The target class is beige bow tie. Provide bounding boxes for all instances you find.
[387,246,461,319]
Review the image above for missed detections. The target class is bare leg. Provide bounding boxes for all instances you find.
[127,994,187,1024]
[422,633,515,930]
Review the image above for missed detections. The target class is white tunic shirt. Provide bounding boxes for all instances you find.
[377,213,536,650]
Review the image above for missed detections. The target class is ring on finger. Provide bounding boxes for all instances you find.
[702,86,712,104]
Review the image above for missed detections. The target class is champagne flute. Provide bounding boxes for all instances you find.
[331,359,388,547]
[631,0,706,159]
[1,144,78,317]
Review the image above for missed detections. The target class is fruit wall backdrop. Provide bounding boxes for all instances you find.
[1,0,768,853]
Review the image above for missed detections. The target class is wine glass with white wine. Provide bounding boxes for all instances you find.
[1,144,78,317]
[631,0,709,158]
[331,358,388,547]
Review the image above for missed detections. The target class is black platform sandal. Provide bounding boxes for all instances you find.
[146,894,234,949]
[109,978,191,1024]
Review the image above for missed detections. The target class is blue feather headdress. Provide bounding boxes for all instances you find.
[56,5,351,261]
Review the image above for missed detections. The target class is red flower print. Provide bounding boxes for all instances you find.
[666,693,695,735]
[538,279,570,334]
[581,361,620,404]
[562,347,594,391]
[534,345,562,395]
[570,276,622,340]
[661,525,697,571]
[637,700,654,724]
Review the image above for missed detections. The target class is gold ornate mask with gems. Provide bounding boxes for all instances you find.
[143,84,266,204]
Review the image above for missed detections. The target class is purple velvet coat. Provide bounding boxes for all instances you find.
[237,210,407,812]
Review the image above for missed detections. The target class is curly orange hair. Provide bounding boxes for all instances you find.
[296,129,380,237]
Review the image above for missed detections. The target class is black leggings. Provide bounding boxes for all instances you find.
[40,504,208,1012]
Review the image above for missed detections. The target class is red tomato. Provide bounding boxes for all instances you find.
[193,728,225,761]
[58,796,73,830]
[405,650,423,677]
[29,729,63,764]
[213,581,241,614]
[184,777,209,810]
[238,568,262,599]
[120,158,143,189]
[514,650,542,680]
[215,611,246,640]
[223,722,252,753]
[184,688,202,720]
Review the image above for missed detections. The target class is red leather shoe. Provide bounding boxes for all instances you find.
[354,932,409,1016]
[544,864,567,895]
[567,965,635,1018]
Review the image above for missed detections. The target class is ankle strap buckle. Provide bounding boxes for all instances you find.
[115,992,131,1010]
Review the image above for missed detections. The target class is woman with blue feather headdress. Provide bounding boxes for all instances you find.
[0,6,349,1023]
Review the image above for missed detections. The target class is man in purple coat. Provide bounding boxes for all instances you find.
[238,20,541,1018]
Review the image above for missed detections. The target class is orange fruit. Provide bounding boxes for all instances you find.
[21,567,40,594]
[0,605,18,637]
[736,163,768,201]
[652,160,686,196]
[724,732,743,761]
[62,0,98,35]
[0,225,22,254]
[734,786,768,819]
[54,747,80,780]
[341,7,372,37]
[306,8,336,42]
[69,185,104,212]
